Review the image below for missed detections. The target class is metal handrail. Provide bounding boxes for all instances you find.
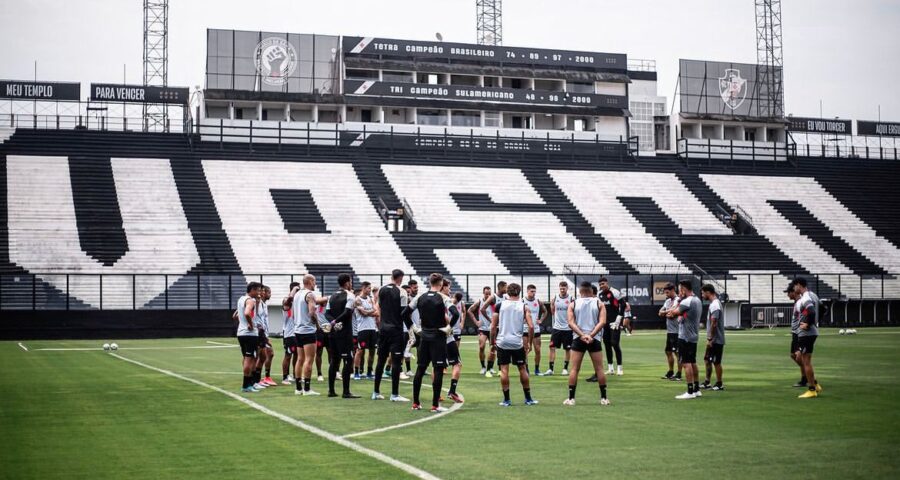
[3,271,895,311]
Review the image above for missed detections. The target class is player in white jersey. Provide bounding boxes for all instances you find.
[354,281,379,380]
[468,286,497,377]
[281,282,301,385]
[522,284,548,376]
[446,290,465,403]
[658,283,682,380]
[293,274,328,396]
[254,285,277,388]
[234,282,261,393]
[491,283,538,406]
[564,281,610,406]
[793,277,823,398]
[700,284,725,391]
[784,280,808,388]
[402,280,420,377]
[546,281,573,376]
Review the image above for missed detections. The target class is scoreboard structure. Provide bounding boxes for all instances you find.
[203,29,644,143]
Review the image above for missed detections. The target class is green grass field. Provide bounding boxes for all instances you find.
[3,328,900,479]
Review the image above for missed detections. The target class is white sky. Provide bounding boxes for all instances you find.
[1,0,898,121]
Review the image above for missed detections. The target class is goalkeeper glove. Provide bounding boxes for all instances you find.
[439,325,452,336]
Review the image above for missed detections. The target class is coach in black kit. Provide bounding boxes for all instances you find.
[372,269,414,402]
[404,273,452,412]
[325,273,359,399]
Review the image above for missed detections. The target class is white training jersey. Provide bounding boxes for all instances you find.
[442,293,458,345]
[572,297,602,342]
[523,296,541,330]
[256,299,269,334]
[282,297,295,337]
[477,297,493,331]
[496,299,526,350]
[357,295,377,332]
[236,295,258,337]
[451,301,463,337]
[552,294,572,331]
[292,289,316,335]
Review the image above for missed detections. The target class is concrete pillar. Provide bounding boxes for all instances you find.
[256,103,263,121]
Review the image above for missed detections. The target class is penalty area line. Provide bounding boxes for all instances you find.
[109,352,442,480]
[18,342,28,351]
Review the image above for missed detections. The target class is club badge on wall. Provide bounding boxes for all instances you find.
[254,37,297,86]
[718,68,747,110]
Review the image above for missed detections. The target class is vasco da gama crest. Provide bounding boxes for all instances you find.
[254,37,297,86]
[718,68,747,110]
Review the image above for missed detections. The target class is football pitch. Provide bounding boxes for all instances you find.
[3,329,900,479]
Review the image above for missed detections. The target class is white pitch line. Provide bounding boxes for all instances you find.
[343,383,464,439]
[109,353,441,480]
[206,340,235,347]
[34,345,234,352]
[17,342,28,351]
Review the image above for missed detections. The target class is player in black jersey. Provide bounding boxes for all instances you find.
[405,273,452,413]
[372,269,414,402]
[598,278,626,376]
[325,273,359,399]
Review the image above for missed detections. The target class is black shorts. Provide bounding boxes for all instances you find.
[602,327,621,345]
[315,330,326,348]
[549,329,573,351]
[790,333,799,354]
[238,335,258,358]
[571,337,602,353]
[377,329,406,357]
[358,330,378,350]
[453,334,461,343]
[295,332,317,347]
[257,330,269,347]
[447,341,461,366]
[797,335,817,354]
[416,338,448,368]
[679,340,698,364]
[704,343,724,364]
[478,330,491,338]
[283,335,298,355]
[665,333,679,353]
[531,326,542,337]
[330,334,354,359]
[497,347,526,366]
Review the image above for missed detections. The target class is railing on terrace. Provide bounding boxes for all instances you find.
[1,272,897,311]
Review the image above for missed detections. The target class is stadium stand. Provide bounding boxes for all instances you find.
[2,128,899,335]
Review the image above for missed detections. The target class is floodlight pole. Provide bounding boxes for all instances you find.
[143,0,169,131]
[476,0,502,46]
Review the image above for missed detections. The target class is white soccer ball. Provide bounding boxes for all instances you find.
[839,329,845,335]
[103,343,111,351]
[110,343,119,351]
[849,329,857,335]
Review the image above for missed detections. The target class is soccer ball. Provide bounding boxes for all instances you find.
[103,343,111,351]
[110,343,119,351]
[848,329,857,335]
[839,329,846,335]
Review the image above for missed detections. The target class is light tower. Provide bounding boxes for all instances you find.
[755,0,783,118]
[143,0,168,131]
[476,0,502,46]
